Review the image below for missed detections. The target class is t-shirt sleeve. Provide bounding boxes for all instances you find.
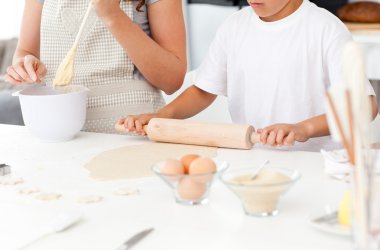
[325,28,375,96]
[194,19,230,96]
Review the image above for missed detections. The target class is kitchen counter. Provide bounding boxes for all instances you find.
[0,124,352,250]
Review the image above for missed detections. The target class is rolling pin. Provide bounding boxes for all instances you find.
[115,118,261,149]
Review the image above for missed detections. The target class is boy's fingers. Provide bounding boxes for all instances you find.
[118,119,124,125]
[125,116,134,132]
[276,129,285,145]
[260,129,269,144]
[140,116,150,126]
[284,131,295,146]
[267,131,277,146]
[135,120,143,134]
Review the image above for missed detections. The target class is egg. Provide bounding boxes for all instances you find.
[188,157,217,183]
[160,158,185,175]
[180,154,200,174]
[189,157,216,174]
[177,177,207,200]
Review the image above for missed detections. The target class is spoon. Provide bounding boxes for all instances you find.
[251,160,269,180]
[52,3,93,87]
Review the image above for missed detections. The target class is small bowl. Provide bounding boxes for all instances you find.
[13,85,88,142]
[221,167,301,217]
[152,160,228,205]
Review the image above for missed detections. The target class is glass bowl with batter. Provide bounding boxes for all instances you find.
[221,166,301,217]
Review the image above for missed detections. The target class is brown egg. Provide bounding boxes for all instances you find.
[177,177,207,200]
[188,157,217,183]
[180,154,200,174]
[160,158,185,175]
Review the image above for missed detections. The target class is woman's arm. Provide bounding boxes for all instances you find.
[92,0,187,95]
[5,0,46,83]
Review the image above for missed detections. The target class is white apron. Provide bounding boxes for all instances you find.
[40,0,165,133]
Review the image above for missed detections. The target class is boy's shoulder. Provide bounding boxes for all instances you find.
[216,7,254,33]
[306,2,350,36]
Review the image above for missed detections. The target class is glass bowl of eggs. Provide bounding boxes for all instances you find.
[152,155,228,205]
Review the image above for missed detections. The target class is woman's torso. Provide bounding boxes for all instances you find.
[39,0,165,134]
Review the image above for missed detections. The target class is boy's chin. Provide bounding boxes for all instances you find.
[250,7,272,18]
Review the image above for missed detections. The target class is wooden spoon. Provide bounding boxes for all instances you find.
[52,3,93,87]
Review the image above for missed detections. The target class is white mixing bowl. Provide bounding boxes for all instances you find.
[13,85,88,142]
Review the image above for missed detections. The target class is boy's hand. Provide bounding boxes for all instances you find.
[118,113,160,136]
[5,55,46,84]
[258,123,310,147]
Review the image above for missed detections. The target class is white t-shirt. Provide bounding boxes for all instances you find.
[194,0,375,152]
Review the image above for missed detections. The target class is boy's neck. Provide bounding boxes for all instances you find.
[261,0,303,22]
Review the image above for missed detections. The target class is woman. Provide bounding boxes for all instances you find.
[5,0,187,133]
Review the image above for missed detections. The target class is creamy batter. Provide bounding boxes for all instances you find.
[230,171,291,215]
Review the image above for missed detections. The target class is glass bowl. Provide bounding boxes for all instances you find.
[152,161,228,205]
[221,167,301,217]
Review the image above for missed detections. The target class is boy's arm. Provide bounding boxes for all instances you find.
[260,96,378,146]
[161,85,218,119]
[119,85,217,135]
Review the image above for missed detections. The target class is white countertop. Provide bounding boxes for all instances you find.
[0,124,352,250]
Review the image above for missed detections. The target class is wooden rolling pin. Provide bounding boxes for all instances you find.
[115,118,261,149]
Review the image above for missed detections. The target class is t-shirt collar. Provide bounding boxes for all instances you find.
[253,0,310,27]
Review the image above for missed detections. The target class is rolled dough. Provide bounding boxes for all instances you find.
[84,142,217,180]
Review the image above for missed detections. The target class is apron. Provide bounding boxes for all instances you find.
[40,0,165,133]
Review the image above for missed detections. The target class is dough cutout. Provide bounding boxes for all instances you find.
[35,193,62,201]
[113,187,140,196]
[77,195,103,204]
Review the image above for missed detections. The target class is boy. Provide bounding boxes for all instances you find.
[119,0,378,151]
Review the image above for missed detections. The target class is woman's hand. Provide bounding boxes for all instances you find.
[91,0,124,22]
[258,123,310,147]
[5,55,46,84]
[118,113,162,136]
